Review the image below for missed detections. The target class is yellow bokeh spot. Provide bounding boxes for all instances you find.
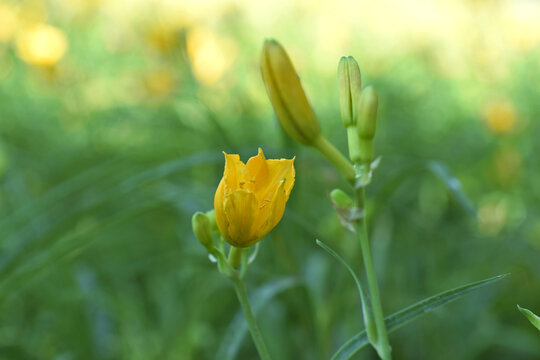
[483,100,517,134]
[493,147,522,186]
[16,24,68,66]
[0,3,18,42]
[186,27,236,86]
[478,195,507,236]
[143,69,175,97]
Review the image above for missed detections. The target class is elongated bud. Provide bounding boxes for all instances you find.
[261,39,321,145]
[192,212,214,252]
[330,188,353,208]
[356,86,378,164]
[338,56,362,127]
[356,86,378,139]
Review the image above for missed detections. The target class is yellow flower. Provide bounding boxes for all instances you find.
[16,24,68,66]
[214,148,295,248]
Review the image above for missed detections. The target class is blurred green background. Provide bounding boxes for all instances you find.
[0,0,539,359]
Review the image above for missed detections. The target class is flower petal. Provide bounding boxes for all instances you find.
[254,179,288,239]
[213,178,228,241]
[224,189,259,247]
[223,152,252,193]
[246,148,269,192]
[256,157,295,203]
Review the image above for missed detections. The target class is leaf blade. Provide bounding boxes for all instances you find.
[331,273,509,360]
[427,161,477,219]
[316,239,377,345]
[517,305,540,331]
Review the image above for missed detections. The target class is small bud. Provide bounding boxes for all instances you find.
[205,209,219,235]
[338,56,362,127]
[356,86,378,140]
[261,39,321,145]
[330,188,353,208]
[192,212,214,251]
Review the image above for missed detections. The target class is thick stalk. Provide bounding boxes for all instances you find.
[232,277,272,360]
[313,135,356,183]
[228,246,243,269]
[356,188,392,359]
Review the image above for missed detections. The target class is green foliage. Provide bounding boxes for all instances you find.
[0,1,539,359]
[517,305,540,332]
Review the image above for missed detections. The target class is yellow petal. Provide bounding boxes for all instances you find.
[213,178,228,241]
[224,189,259,247]
[256,157,295,204]
[254,179,288,239]
[223,152,252,193]
[246,148,269,193]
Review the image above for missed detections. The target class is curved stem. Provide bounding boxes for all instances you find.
[356,188,392,360]
[232,277,273,360]
[313,135,356,183]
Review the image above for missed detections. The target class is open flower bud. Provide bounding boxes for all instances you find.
[214,148,295,248]
[261,39,321,145]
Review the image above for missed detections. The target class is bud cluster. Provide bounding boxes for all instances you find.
[338,57,379,165]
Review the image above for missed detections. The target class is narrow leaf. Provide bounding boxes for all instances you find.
[316,240,367,303]
[216,277,300,360]
[517,305,540,331]
[331,273,509,360]
[427,161,476,219]
[316,239,377,344]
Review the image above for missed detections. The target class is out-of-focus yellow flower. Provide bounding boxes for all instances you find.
[0,3,18,43]
[146,25,178,54]
[214,148,295,248]
[16,24,68,66]
[143,69,175,97]
[187,27,237,86]
[483,100,517,134]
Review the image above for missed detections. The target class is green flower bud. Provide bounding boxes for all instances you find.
[192,212,214,252]
[356,86,379,164]
[356,86,378,140]
[330,188,353,208]
[261,39,321,145]
[338,56,362,127]
[205,209,219,235]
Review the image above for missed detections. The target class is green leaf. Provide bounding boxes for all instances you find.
[427,161,476,219]
[331,273,509,360]
[316,240,377,344]
[517,305,540,331]
[216,277,300,360]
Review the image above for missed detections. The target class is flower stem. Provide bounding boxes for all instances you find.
[313,135,356,183]
[228,246,244,269]
[231,277,272,360]
[356,188,392,360]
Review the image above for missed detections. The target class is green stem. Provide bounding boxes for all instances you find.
[313,135,356,183]
[228,246,243,269]
[232,277,273,360]
[356,188,392,360]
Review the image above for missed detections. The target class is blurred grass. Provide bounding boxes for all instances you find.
[0,0,540,359]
